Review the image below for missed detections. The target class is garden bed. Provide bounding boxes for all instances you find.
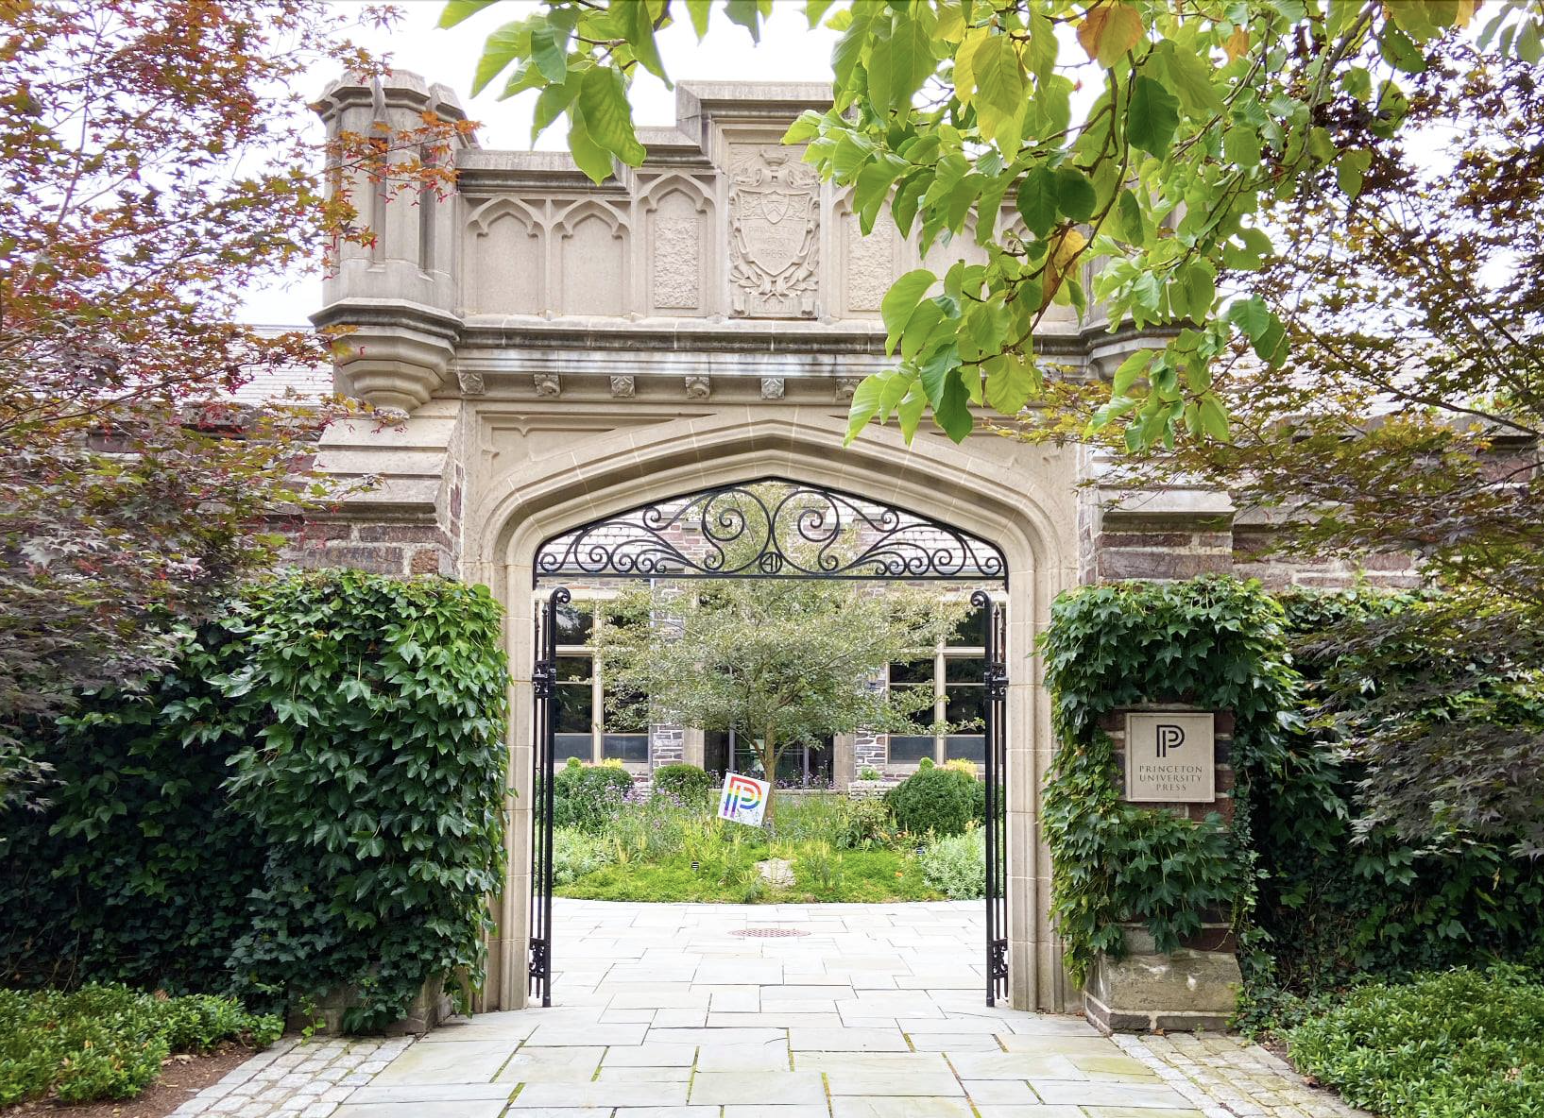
[552,761,987,905]
[2,1043,260,1118]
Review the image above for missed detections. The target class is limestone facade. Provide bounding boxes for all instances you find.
[301,74,1408,1019]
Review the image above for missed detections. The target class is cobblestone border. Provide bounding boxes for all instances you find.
[169,1035,415,1117]
[1115,1032,1369,1118]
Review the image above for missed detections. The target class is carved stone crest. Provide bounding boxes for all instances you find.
[729,146,819,319]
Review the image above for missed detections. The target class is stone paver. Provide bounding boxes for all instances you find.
[173,899,1369,1118]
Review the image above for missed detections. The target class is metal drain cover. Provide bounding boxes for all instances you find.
[729,927,811,938]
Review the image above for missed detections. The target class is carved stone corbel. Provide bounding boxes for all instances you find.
[684,375,711,400]
[534,373,561,398]
[609,375,636,398]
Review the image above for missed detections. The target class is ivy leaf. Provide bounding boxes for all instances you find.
[1077,2,1145,68]
[881,268,936,356]
[1127,75,1181,157]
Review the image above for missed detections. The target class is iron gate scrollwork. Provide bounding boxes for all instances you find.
[974,589,1010,1006]
[529,587,568,1008]
[528,479,1011,1009]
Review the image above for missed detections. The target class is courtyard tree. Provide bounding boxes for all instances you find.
[0,0,471,804]
[591,573,966,808]
[1092,48,1544,855]
[446,0,1541,452]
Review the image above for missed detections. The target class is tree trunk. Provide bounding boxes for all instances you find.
[756,726,779,819]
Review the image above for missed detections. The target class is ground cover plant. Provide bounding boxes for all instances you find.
[552,766,984,904]
[0,985,281,1106]
[1286,967,1544,1118]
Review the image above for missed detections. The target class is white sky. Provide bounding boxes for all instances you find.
[240,0,838,324]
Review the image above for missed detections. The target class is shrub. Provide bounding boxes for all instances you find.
[652,763,715,806]
[554,762,635,832]
[0,984,281,1106]
[921,828,986,900]
[552,828,616,885]
[0,571,510,1032]
[836,796,898,851]
[1286,967,1544,1118]
[858,766,881,781]
[886,764,975,837]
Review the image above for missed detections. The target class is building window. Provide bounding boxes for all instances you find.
[885,600,989,766]
[702,729,833,788]
[549,599,651,767]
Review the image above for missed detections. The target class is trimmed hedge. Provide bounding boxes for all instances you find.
[886,759,977,837]
[0,571,509,1031]
[651,762,715,806]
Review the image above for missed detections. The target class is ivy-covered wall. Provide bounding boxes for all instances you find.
[1041,575,1544,1013]
[1041,576,1297,986]
[0,571,509,1032]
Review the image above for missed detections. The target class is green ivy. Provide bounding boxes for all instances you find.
[1040,576,1299,985]
[0,571,509,1032]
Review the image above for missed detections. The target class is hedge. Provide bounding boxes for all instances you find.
[0,570,509,1031]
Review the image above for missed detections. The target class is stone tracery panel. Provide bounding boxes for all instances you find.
[466,198,544,317]
[555,201,628,317]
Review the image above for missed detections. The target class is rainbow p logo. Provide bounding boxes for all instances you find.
[717,772,770,827]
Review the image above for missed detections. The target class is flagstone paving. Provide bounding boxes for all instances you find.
[172,900,1366,1118]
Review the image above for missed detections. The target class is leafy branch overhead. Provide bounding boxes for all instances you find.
[448,0,1540,450]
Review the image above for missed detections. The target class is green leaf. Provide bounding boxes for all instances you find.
[1156,40,1223,117]
[1379,26,1427,74]
[936,369,975,443]
[881,269,936,356]
[1126,76,1180,157]
[918,343,954,408]
[617,1,669,84]
[806,1,836,28]
[1226,295,1271,341]
[984,354,1039,414]
[472,20,532,98]
[845,374,884,443]
[528,17,570,86]
[531,78,578,142]
[1015,166,1058,238]
[896,384,927,442]
[1337,149,1372,199]
[972,34,1026,151]
[577,65,646,170]
[1053,166,1096,222]
[853,154,907,234]
[725,0,764,42]
[1111,349,1158,396]
[440,0,498,29]
[1198,394,1231,442]
[868,11,935,116]
[900,299,946,363]
[567,100,615,184]
[1224,124,1262,169]
[684,0,712,38]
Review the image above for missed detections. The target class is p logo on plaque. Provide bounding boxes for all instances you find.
[1125,713,1215,802]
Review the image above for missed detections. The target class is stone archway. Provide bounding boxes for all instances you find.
[464,410,1082,1013]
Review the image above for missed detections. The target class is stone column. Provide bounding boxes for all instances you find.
[1083,707,1243,1033]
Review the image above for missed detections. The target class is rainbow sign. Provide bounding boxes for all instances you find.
[717,772,770,827]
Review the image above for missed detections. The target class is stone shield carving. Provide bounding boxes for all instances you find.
[729,146,819,318]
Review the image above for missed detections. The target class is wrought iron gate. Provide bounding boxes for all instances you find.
[975,590,1010,1006]
[529,587,568,1007]
[527,479,1010,1008]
